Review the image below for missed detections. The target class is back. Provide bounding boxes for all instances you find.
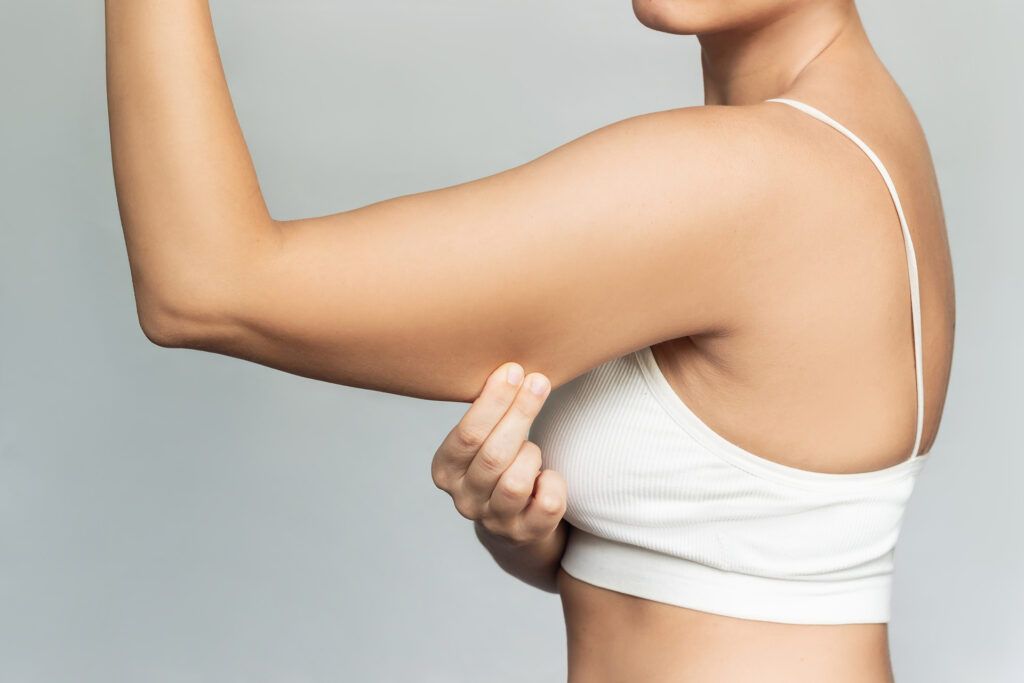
[536,82,955,681]
[658,84,955,475]
[532,90,950,625]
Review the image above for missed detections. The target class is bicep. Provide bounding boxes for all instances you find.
[222,106,775,401]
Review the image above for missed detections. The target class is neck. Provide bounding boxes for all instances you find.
[698,1,866,106]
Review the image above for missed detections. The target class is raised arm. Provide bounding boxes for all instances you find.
[106,1,791,402]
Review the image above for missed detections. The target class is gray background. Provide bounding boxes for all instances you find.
[1,1,1020,681]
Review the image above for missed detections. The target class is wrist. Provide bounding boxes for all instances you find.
[473,519,565,551]
[474,519,568,593]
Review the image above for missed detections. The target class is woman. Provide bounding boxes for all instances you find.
[105,0,955,680]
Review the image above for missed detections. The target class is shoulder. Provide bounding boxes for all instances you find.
[547,102,808,183]
[585,103,816,216]
[587,101,797,148]
[507,102,813,239]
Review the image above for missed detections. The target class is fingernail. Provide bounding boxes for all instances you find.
[529,375,548,396]
[506,363,524,385]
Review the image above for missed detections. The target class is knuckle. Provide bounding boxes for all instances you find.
[519,440,542,463]
[538,494,565,516]
[455,423,489,452]
[453,498,480,521]
[499,477,532,500]
[430,463,450,491]
[480,516,508,538]
[505,525,530,546]
[476,444,507,474]
[513,445,542,478]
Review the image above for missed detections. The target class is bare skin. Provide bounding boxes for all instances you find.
[556,5,954,681]
[105,0,955,680]
[430,362,567,593]
[558,572,898,683]
[437,363,900,683]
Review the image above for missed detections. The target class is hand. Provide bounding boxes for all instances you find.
[431,362,567,546]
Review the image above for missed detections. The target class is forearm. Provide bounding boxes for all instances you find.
[474,520,568,593]
[105,0,275,337]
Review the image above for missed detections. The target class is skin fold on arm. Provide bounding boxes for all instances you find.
[105,0,799,402]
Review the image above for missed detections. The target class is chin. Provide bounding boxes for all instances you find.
[632,0,803,35]
[632,0,711,35]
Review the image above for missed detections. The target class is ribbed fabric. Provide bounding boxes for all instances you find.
[530,98,930,625]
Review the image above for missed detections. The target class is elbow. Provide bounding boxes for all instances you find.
[122,221,273,350]
[133,282,235,350]
[136,299,195,349]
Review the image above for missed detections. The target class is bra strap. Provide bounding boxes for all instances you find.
[764,97,925,460]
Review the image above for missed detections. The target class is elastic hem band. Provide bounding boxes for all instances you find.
[561,528,892,625]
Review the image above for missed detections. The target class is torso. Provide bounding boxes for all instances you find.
[553,58,954,682]
[558,567,896,683]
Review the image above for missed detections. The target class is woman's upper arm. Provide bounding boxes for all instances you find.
[215,104,786,401]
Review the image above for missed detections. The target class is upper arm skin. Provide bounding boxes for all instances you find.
[201,105,788,402]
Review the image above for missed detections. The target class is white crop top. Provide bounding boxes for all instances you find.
[531,98,929,625]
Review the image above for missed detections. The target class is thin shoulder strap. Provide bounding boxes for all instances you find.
[764,97,925,460]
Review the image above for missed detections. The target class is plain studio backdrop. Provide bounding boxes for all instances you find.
[1,1,1020,681]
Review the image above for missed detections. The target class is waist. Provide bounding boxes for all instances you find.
[557,565,895,683]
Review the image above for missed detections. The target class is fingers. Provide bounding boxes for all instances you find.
[461,372,550,504]
[487,440,543,518]
[430,361,565,548]
[517,469,567,541]
[431,361,524,491]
